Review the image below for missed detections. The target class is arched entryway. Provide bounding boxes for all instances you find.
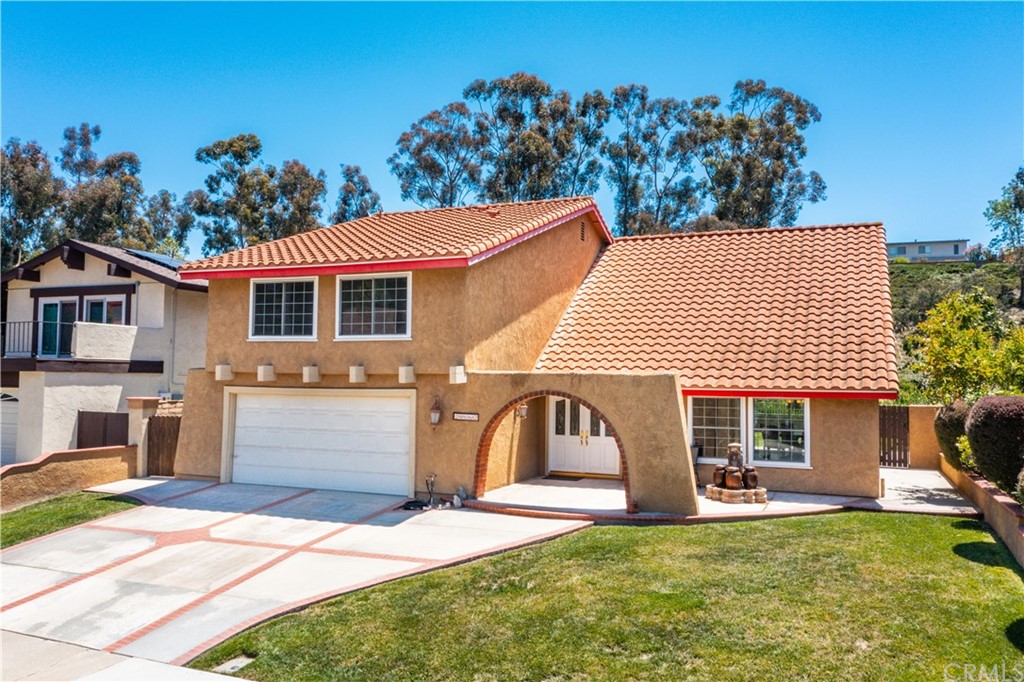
[473,390,637,513]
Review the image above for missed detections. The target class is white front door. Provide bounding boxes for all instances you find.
[547,397,620,476]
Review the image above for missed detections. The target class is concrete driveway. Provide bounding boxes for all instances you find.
[1,480,588,666]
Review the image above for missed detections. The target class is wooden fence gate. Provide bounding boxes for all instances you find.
[879,405,910,468]
[77,411,129,449]
[147,415,181,476]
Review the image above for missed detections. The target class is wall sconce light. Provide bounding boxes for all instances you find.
[429,395,443,426]
[515,402,529,420]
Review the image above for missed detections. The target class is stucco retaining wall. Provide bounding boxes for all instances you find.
[939,455,1024,569]
[0,445,137,511]
[908,405,941,470]
[175,368,700,515]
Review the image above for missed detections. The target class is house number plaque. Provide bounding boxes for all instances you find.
[452,412,480,422]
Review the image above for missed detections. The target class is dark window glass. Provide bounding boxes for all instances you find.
[569,401,580,436]
[338,276,408,336]
[252,280,315,337]
[555,399,565,435]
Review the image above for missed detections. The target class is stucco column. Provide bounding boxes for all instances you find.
[908,405,941,470]
[127,396,160,477]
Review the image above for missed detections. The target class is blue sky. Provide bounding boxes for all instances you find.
[2,2,1021,256]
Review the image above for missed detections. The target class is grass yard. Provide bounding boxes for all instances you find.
[0,491,140,548]
[193,512,1024,681]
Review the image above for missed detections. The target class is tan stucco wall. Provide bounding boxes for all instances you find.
[908,405,941,470]
[176,369,700,515]
[464,214,605,370]
[0,445,137,511]
[697,399,881,498]
[202,217,606,378]
[204,269,468,377]
[484,396,546,490]
[14,371,167,461]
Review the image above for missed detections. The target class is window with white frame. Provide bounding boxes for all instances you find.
[336,274,410,339]
[250,279,317,339]
[690,397,742,460]
[85,296,125,325]
[751,398,808,464]
[690,396,810,466]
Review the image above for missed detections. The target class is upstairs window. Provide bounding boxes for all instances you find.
[250,278,317,339]
[85,296,125,325]
[336,273,411,339]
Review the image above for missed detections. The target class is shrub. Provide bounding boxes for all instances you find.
[1016,468,1024,506]
[965,396,1024,492]
[955,434,976,471]
[935,400,971,469]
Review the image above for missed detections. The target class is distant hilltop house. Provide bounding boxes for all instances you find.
[886,239,969,262]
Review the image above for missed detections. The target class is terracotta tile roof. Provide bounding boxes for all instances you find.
[535,222,899,395]
[179,197,608,274]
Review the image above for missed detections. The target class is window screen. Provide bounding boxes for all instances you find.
[252,280,316,337]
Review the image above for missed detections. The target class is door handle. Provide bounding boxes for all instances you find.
[584,430,589,447]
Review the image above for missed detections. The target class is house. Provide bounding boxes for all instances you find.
[173,198,897,516]
[887,239,969,262]
[0,240,208,463]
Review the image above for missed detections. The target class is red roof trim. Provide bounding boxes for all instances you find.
[179,256,470,280]
[683,388,897,400]
[467,205,612,266]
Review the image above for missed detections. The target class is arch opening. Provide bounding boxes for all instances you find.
[473,390,637,514]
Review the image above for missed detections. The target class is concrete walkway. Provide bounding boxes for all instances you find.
[473,469,980,522]
[1,479,589,674]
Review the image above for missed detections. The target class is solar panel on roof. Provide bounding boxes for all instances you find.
[124,248,185,270]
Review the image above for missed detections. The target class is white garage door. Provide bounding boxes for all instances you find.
[1,394,18,463]
[231,391,413,496]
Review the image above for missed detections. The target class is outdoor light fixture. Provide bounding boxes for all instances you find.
[429,396,443,426]
[515,402,529,420]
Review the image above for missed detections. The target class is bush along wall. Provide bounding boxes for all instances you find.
[934,400,971,470]
[965,396,1024,492]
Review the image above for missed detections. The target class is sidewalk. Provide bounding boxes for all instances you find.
[1,630,234,681]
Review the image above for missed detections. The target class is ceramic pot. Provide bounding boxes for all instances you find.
[742,466,759,490]
[724,466,743,490]
[713,465,726,488]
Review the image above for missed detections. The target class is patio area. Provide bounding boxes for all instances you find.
[469,468,980,523]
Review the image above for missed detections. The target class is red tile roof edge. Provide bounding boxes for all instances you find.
[179,197,612,278]
[614,221,885,242]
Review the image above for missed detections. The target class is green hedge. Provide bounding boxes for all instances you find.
[934,400,970,470]
[965,396,1024,492]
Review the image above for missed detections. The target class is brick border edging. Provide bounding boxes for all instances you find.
[939,455,1024,570]
[472,390,638,513]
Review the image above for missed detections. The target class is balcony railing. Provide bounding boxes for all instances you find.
[2,320,137,361]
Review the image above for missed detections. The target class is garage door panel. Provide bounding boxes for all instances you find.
[231,392,412,496]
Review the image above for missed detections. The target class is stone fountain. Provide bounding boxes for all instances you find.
[704,442,768,504]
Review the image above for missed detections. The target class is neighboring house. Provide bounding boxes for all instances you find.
[174,198,897,515]
[0,240,208,463]
[887,239,969,262]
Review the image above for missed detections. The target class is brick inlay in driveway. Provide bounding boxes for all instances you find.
[0,482,590,664]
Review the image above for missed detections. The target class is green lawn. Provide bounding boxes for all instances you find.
[0,491,140,548]
[193,512,1024,681]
